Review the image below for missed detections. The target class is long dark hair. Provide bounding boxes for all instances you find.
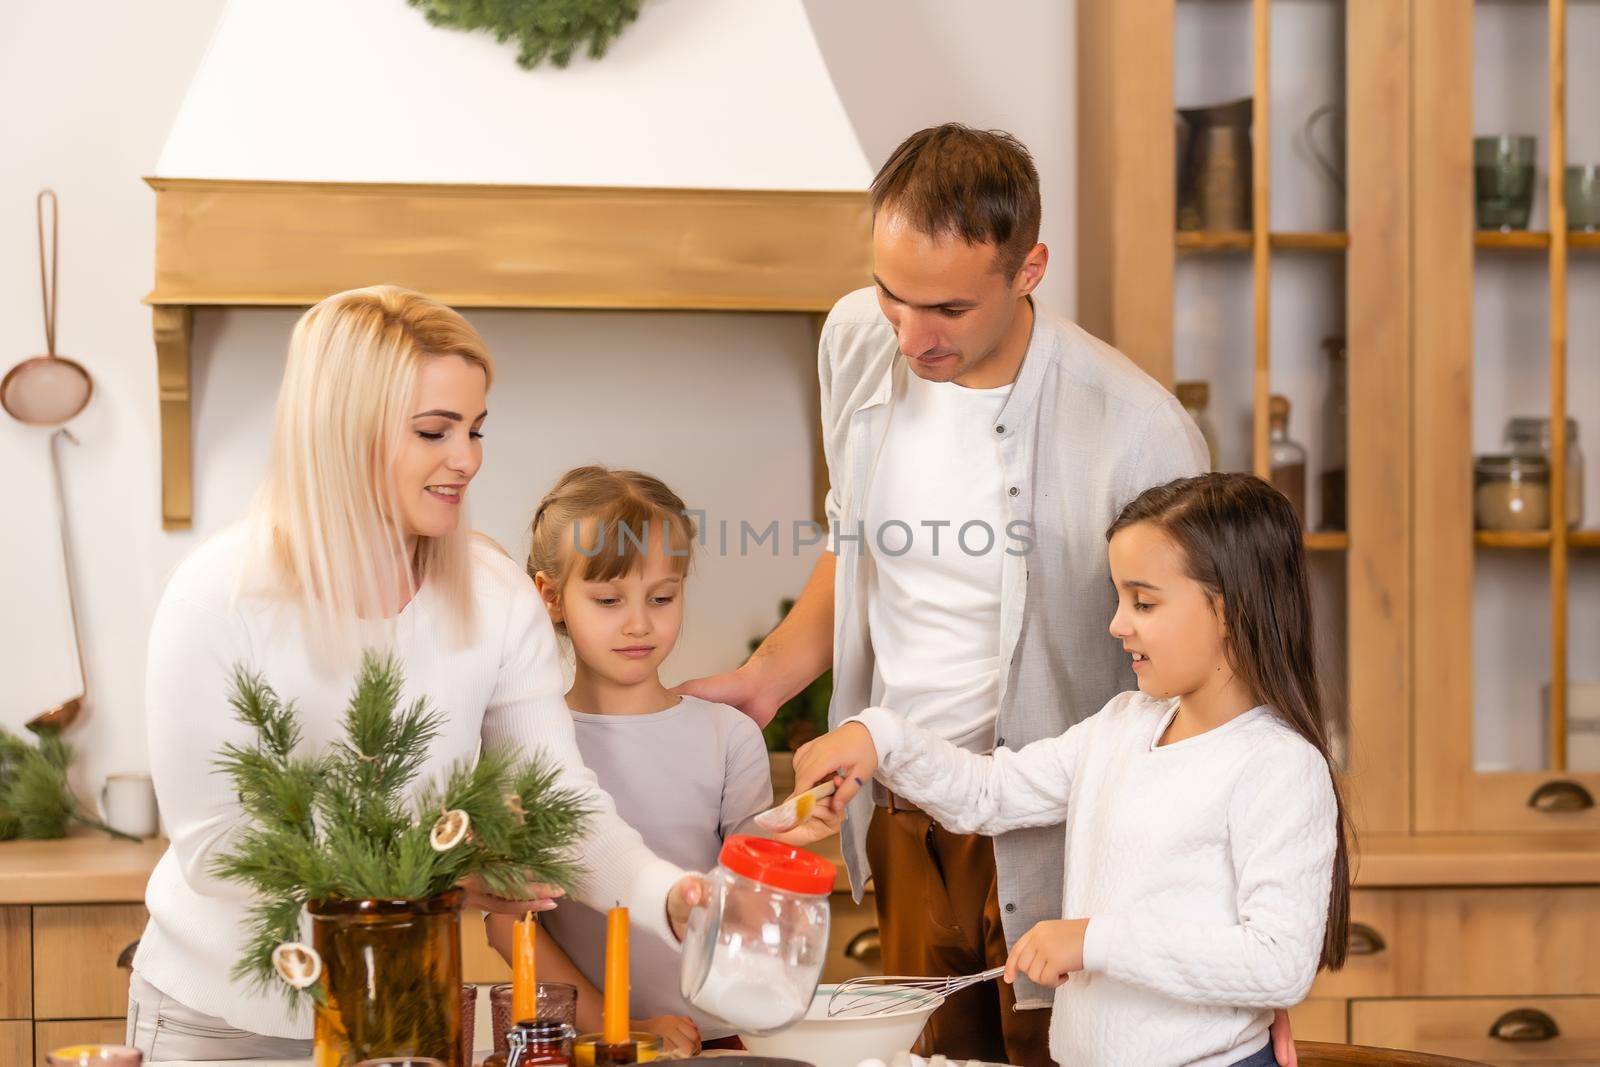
[1107,472,1352,971]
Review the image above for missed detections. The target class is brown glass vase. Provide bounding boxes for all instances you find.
[308,888,465,1067]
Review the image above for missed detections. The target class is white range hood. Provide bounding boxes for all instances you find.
[157,0,874,190]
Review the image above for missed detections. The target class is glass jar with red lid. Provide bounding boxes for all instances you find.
[678,835,835,1035]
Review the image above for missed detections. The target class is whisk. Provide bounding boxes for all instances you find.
[827,966,1006,1018]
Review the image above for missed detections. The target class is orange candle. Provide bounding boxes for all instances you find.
[602,905,630,1044]
[512,911,538,1023]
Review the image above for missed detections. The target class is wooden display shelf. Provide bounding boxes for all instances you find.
[1475,529,1600,550]
[1304,531,1351,551]
[1176,230,1349,253]
[1475,230,1600,250]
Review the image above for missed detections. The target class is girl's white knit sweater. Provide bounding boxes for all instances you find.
[852,691,1337,1067]
[133,525,685,1038]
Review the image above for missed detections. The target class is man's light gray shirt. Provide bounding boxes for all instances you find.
[819,286,1208,1009]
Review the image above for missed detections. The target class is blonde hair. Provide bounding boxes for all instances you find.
[527,466,696,630]
[248,285,494,658]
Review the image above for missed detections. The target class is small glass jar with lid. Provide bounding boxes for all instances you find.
[1505,416,1583,528]
[1474,454,1551,531]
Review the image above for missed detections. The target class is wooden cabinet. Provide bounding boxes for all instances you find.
[1352,997,1600,1065]
[2,907,31,1020]
[33,1020,127,1067]
[1,1021,31,1067]
[1077,0,1600,1053]
[32,905,146,1020]
[1314,888,1600,1001]
[1288,1000,1348,1046]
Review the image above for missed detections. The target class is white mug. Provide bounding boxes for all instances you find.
[100,774,159,839]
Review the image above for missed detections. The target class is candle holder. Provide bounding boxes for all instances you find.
[490,981,578,1058]
[460,984,478,1067]
[572,1031,664,1066]
[45,1048,142,1067]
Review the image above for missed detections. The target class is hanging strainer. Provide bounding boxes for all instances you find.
[1,190,93,425]
[3,190,93,733]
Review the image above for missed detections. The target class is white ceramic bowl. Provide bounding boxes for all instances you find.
[740,984,943,1067]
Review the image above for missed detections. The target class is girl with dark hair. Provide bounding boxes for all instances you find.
[791,472,1349,1067]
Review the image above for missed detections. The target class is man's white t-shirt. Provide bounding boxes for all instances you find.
[863,368,1012,753]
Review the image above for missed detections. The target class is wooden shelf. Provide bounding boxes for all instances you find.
[1176,231,1349,253]
[1475,230,1600,250]
[1475,529,1600,550]
[145,178,872,529]
[1304,531,1351,551]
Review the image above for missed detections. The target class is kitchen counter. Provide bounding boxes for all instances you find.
[0,833,166,904]
[5,831,1600,906]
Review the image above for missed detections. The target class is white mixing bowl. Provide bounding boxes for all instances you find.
[740,984,943,1067]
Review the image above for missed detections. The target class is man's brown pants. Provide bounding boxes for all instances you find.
[866,803,1053,1066]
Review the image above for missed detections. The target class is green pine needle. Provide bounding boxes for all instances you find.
[212,649,592,1010]
[0,725,138,842]
[405,0,643,70]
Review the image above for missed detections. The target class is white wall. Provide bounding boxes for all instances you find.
[804,0,1078,311]
[159,0,873,190]
[0,1,1082,803]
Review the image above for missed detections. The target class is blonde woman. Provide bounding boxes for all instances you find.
[128,286,703,1062]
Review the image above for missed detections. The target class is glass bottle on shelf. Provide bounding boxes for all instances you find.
[1318,337,1347,531]
[1175,380,1219,470]
[1505,416,1583,528]
[1269,395,1308,526]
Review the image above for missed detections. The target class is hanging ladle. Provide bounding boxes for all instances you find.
[2,190,94,733]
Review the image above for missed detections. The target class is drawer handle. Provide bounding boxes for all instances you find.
[1346,922,1385,956]
[844,928,881,964]
[1489,1007,1560,1042]
[116,939,140,969]
[1527,780,1595,813]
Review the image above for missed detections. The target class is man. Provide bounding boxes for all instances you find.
[681,124,1209,1064]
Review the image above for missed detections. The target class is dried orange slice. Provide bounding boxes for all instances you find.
[271,942,322,988]
[430,809,471,851]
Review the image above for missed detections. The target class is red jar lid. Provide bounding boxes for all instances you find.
[718,835,836,896]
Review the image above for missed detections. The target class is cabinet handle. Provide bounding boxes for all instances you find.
[844,928,881,964]
[1489,1007,1560,1042]
[1346,922,1385,956]
[1527,780,1596,813]
[116,939,140,969]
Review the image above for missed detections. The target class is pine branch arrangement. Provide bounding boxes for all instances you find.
[212,650,591,1009]
[406,0,643,69]
[0,725,140,842]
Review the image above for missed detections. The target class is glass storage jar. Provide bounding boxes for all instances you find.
[1505,416,1583,528]
[679,835,834,1035]
[1475,454,1551,531]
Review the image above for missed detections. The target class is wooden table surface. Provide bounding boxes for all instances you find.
[0,833,167,904]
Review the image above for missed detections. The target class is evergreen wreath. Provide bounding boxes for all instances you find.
[212,650,591,1009]
[406,0,643,70]
[0,725,140,842]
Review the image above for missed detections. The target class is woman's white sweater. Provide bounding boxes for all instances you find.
[852,690,1337,1067]
[134,524,685,1038]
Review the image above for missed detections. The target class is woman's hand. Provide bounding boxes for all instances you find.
[458,873,563,917]
[636,1014,701,1056]
[791,722,879,809]
[666,873,709,942]
[1003,918,1089,988]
